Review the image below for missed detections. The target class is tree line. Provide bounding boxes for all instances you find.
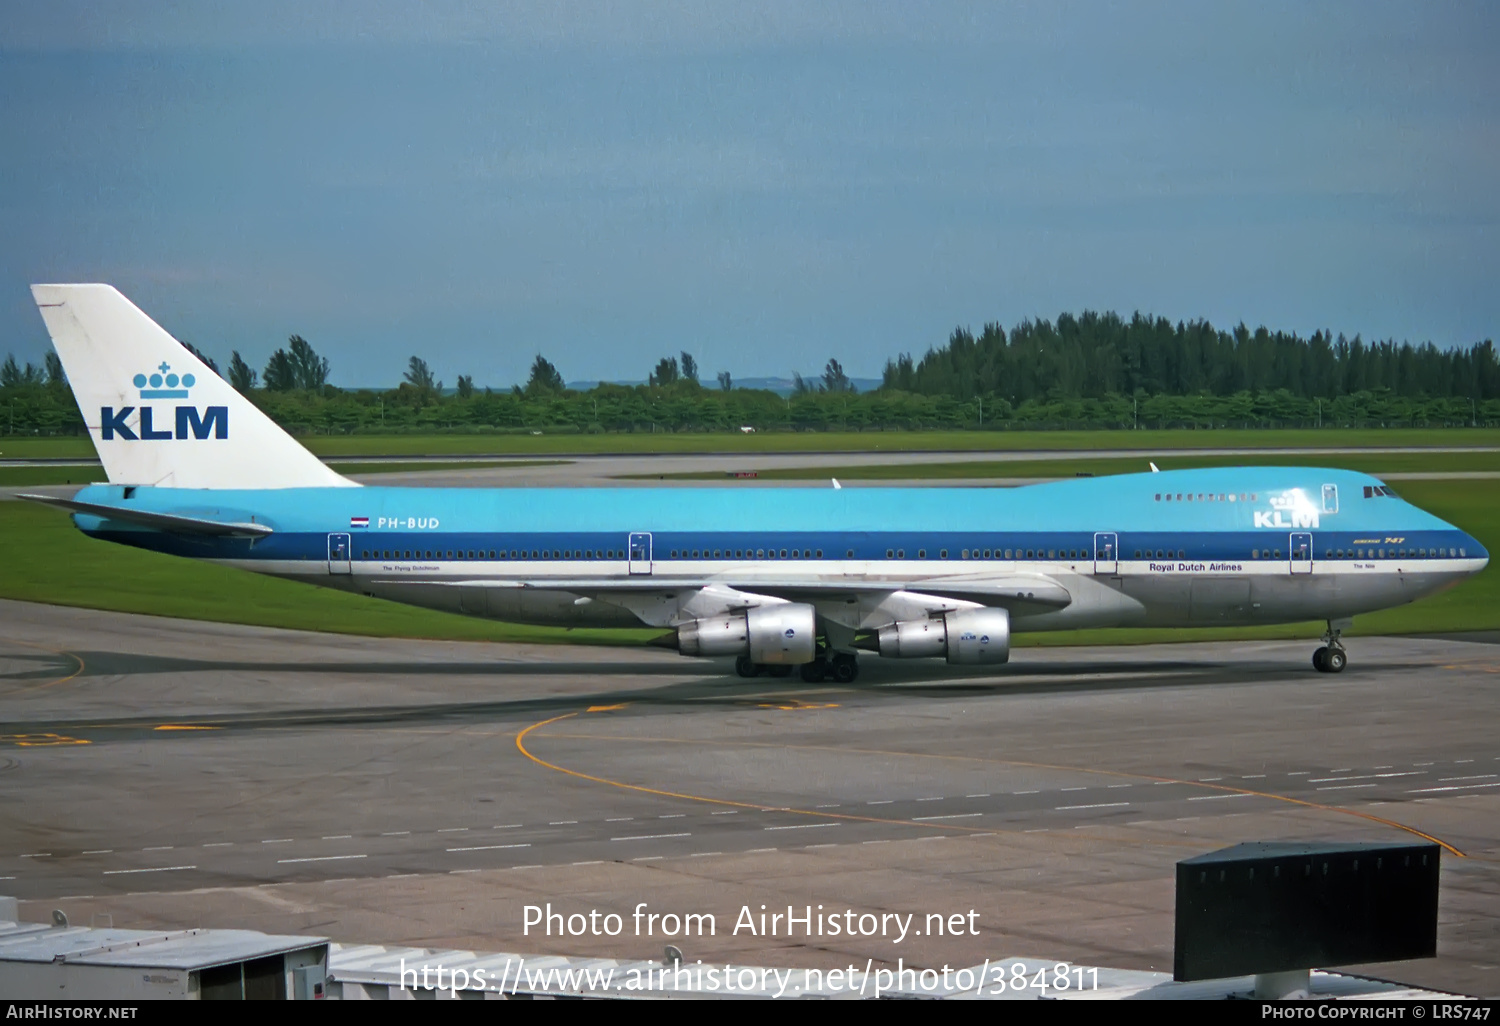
[3,309,1498,437]
[883,311,1500,402]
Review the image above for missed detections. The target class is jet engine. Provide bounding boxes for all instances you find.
[860,608,1010,665]
[676,603,817,664]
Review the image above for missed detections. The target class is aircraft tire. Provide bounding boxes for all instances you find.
[767,664,793,678]
[1312,647,1329,672]
[800,659,828,683]
[1325,648,1347,673]
[735,655,760,678]
[830,654,858,684]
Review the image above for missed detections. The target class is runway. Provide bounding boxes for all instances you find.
[1,598,1497,994]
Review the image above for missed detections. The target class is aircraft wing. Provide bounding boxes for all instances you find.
[17,493,275,537]
[394,572,1071,613]
[748,574,1072,612]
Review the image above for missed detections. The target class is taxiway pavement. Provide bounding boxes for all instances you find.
[2,599,1496,993]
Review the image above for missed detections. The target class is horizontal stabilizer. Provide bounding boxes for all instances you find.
[18,493,274,537]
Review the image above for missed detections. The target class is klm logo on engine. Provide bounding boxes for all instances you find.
[1253,491,1320,529]
[99,363,227,441]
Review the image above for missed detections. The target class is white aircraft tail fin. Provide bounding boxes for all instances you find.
[31,284,355,489]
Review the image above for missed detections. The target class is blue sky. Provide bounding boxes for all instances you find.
[1,2,1496,388]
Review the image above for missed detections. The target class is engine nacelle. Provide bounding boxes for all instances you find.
[676,614,749,657]
[943,608,1010,664]
[748,603,818,664]
[676,603,817,664]
[871,608,1010,665]
[874,617,949,659]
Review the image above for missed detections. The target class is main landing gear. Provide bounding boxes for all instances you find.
[1312,621,1348,674]
[735,652,859,683]
[734,655,791,678]
[800,652,859,684]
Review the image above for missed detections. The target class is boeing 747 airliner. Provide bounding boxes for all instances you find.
[22,285,1489,681]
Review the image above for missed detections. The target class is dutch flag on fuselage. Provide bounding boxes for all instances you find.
[350,516,369,529]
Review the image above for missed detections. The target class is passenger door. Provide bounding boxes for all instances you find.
[1093,532,1118,575]
[628,532,653,575]
[1289,532,1312,575]
[327,533,352,575]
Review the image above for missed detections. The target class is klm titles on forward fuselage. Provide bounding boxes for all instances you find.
[1253,510,1319,529]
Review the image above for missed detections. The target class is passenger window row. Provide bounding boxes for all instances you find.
[1325,547,1463,559]
[668,548,825,559]
[1156,493,1255,502]
[959,548,1088,560]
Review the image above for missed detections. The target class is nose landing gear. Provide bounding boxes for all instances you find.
[1312,621,1348,673]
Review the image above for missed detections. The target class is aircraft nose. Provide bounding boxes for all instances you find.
[1467,533,1490,570]
[1447,523,1489,571]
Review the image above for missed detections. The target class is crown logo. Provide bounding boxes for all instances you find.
[134,361,196,399]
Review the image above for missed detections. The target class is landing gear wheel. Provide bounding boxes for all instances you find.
[767,664,793,678]
[799,659,828,683]
[735,655,761,678]
[1313,620,1349,674]
[830,653,859,684]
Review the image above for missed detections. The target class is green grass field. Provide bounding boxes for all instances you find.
[0,465,104,486]
[4,426,1500,461]
[651,450,1500,481]
[1,477,1493,647]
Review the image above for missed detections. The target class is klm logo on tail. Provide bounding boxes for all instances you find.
[100,363,227,440]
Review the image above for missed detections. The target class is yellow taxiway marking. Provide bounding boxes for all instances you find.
[0,733,92,748]
[153,725,223,731]
[516,711,1017,837]
[755,699,841,711]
